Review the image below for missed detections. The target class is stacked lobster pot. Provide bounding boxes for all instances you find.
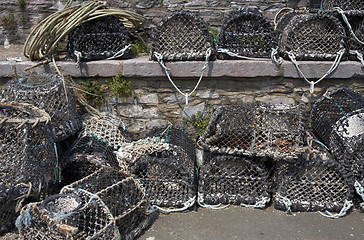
[0,101,56,233]
[0,73,81,142]
[277,10,347,92]
[311,87,364,209]
[69,15,132,62]
[273,139,354,218]
[308,0,364,12]
[17,167,155,240]
[61,113,129,185]
[198,103,305,209]
[116,126,197,213]
[217,6,280,63]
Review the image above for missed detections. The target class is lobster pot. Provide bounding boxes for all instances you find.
[0,101,56,201]
[198,151,271,207]
[17,190,117,240]
[347,15,364,60]
[329,109,364,179]
[60,168,154,240]
[311,87,364,146]
[151,10,214,61]
[278,13,346,60]
[199,103,305,161]
[0,200,18,234]
[273,147,353,213]
[218,7,277,60]
[69,15,131,61]
[1,74,81,142]
[308,0,364,12]
[130,145,197,210]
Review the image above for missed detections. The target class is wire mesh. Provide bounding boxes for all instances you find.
[61,167,154,240]
[278,12,346,60]
[329,108,364,181]
[199,103,305,161]
[347,15,364,60]
[198,151,271,207]
[0,200,18,235]
[69,15,131,61]
[0,73,81,142]
[0,101,56,201]
[308,0,364,12]
[218,7,277,60]
[311,87,364,146]
[151,10,215,61]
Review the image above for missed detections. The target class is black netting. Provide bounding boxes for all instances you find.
[329,109,364,180]
[69,15,131,61]
[218,7,277,60]
[309,0,364,12]
[278,13,346,60]
[61,167,154,240]
[0,200,17,235]
[198,151,271,207]
[130,145,197,209]
[273,144,353,213]
[199,103,305,161]
[151,10,215,61]
[347,15,364,60]
[311,87,364,146]
[0,73,81,142]
[0,101,56,201]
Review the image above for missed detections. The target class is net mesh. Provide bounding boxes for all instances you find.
[0,200,18,235]
[199,103,305,161]
[273,143,353,212]
[198,151,271,207]
[347,15,364,59]
[69,15,131,61]
[0,101,56,201]
[311,87,364,146]
[218,7,277,59]
[0,74,81,142]
[279,13,346,60]
[309,0,364,12]
[151,10,214,61]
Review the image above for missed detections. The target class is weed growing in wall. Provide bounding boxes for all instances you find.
[18,0,26,7]
[80,80,105,108]
[184,110,211,142]
[131,39,149,56]
[106,74,139,101]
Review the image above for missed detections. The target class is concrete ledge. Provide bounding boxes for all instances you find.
[1,57,364,79]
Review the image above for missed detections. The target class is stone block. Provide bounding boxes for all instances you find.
[256,95,296,105]
[182,102,205,118]
[118,105,160,119]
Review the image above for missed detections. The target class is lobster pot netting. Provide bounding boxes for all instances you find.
[198,151,271,207]
[199,103,305,161]
[278,13,346,60]
[0,74,81,142]
[218,7,277,60]
[309,0,364,12]
[329,109,364,180]
[60,167,155,240]
[0,101,56,202]
[273,145,353,214]
[17,190,118,240]
[0,200,18,234]
[69,15,131,61]
[311,87,364,146]
[130,144,197,210]
[346,15,364,60]
[151,10,214,61]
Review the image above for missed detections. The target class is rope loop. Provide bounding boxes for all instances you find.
[151,196,196,213]
[197,192,229,210]
[240,196,270,209]
[319,200,353,219]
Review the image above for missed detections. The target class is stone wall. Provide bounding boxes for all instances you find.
[1,0,308,46]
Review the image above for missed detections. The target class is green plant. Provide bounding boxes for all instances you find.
[18,0,26,7]
[131,39,148,56]
[184,110,211,142]
[106,74,138,101]
[19,15,24,22]
[80,80,104,108]
[1,13,15,25]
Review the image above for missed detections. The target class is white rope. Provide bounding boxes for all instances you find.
[240,196,270,209]
[107,44,131,60]
[74,50,82,68]
[334,7,364,45]
[5,56,23,62]
[151,196,196,213]
[154,48,212,105]
[354,181,364,207]
[319,200,353,219]
[287,49,345,93]
[349,50,364,66]
[197,192,229,210]
[276,194,292,213]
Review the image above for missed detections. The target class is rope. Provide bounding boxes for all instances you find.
[54,143,62,184]
[197,192,229,210]
[349,50,364,66]
[276,194,292,213]
[107,44,131,60]
[249,129,256,157]
[273,7,294,30]
[287,49,345,93]
[324,95,348,117]
[334,7,364,45]
[319,200,353,219]
[217,48,282,65]
[150,196,196,213]
[354,181,364,207]
[154,48,212,105]
[240,196,270,209]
